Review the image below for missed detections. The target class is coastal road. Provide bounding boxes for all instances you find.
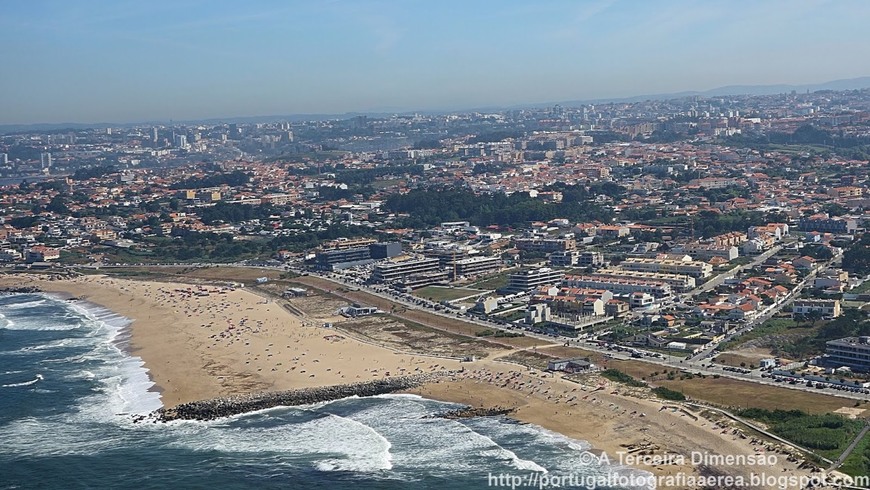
[294,270,870,403]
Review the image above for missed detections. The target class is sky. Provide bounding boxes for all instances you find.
[1,0,869,125]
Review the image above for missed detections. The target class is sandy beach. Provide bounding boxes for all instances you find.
[1,274,459,406]
[2,272,825,487]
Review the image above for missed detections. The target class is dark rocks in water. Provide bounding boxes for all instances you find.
[136,372,452,423]
[432,406,515,420]
[0,286,42,294]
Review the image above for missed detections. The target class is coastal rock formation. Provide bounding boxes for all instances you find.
[137,373,452,423]
[433,406,515,419]
[0,286,42,294]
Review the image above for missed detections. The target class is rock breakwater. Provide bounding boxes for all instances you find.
[137,373,451,423]
[432,406,515,419]
[0,286,42,294]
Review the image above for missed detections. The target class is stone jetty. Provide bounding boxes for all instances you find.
[432,406,515,419]
[0,286,42,294]
[138,373,450,423]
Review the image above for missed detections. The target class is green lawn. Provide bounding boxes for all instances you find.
[412,286,486,302]
[468,271,510,291]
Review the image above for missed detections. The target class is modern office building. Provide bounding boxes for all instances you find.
[446,255,501,279]
[369,242,402,259]
[395,270,450,290]
[826,337,870,371]
[322,237,378,250]
[315,246,373,270]
[507,268,565,293]
[314,242,401,270]
[371,257,440,283]
[514,237,576,253]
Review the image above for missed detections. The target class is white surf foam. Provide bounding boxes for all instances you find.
[3,299,47,309]
[168,411,393,473]
[62,299,164,415]
[2,373,43,388]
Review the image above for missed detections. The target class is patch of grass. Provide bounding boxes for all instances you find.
[736,408,863,459]
[839,430,870,477]
[413,286,484,302]
[714,353,765,368]
[719,317,814,351]
[652,386,686,401]
[469,271,510,291]
[601,369,648,388]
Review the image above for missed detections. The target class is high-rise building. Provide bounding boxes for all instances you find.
[229,124,241,139]
[151,127,159,143]
[173,134,188,149]
[0,153,7,166]
[40,152,52,169]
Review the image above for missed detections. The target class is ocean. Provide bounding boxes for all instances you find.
[0,293,652,489]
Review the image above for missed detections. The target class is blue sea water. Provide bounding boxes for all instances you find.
[0,293,652,489]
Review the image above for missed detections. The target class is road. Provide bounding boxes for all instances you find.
[688,250,839,362]
[292,268,870,403]
[686,244,784,297]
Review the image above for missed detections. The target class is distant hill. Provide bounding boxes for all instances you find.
[3,76,870,132]
[552,76,870,107]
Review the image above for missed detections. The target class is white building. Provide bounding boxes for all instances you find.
[526,303,551,324]
[619,257,712,278]
[792,299,841,319]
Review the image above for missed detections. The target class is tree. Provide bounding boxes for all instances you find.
[46,196,68,214]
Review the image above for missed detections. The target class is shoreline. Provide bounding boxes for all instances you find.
[0,273,825,486]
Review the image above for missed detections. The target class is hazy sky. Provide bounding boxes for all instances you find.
[2,0,869,124]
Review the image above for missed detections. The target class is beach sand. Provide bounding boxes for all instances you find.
[2,274,459,406]
[3,273,823,487]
